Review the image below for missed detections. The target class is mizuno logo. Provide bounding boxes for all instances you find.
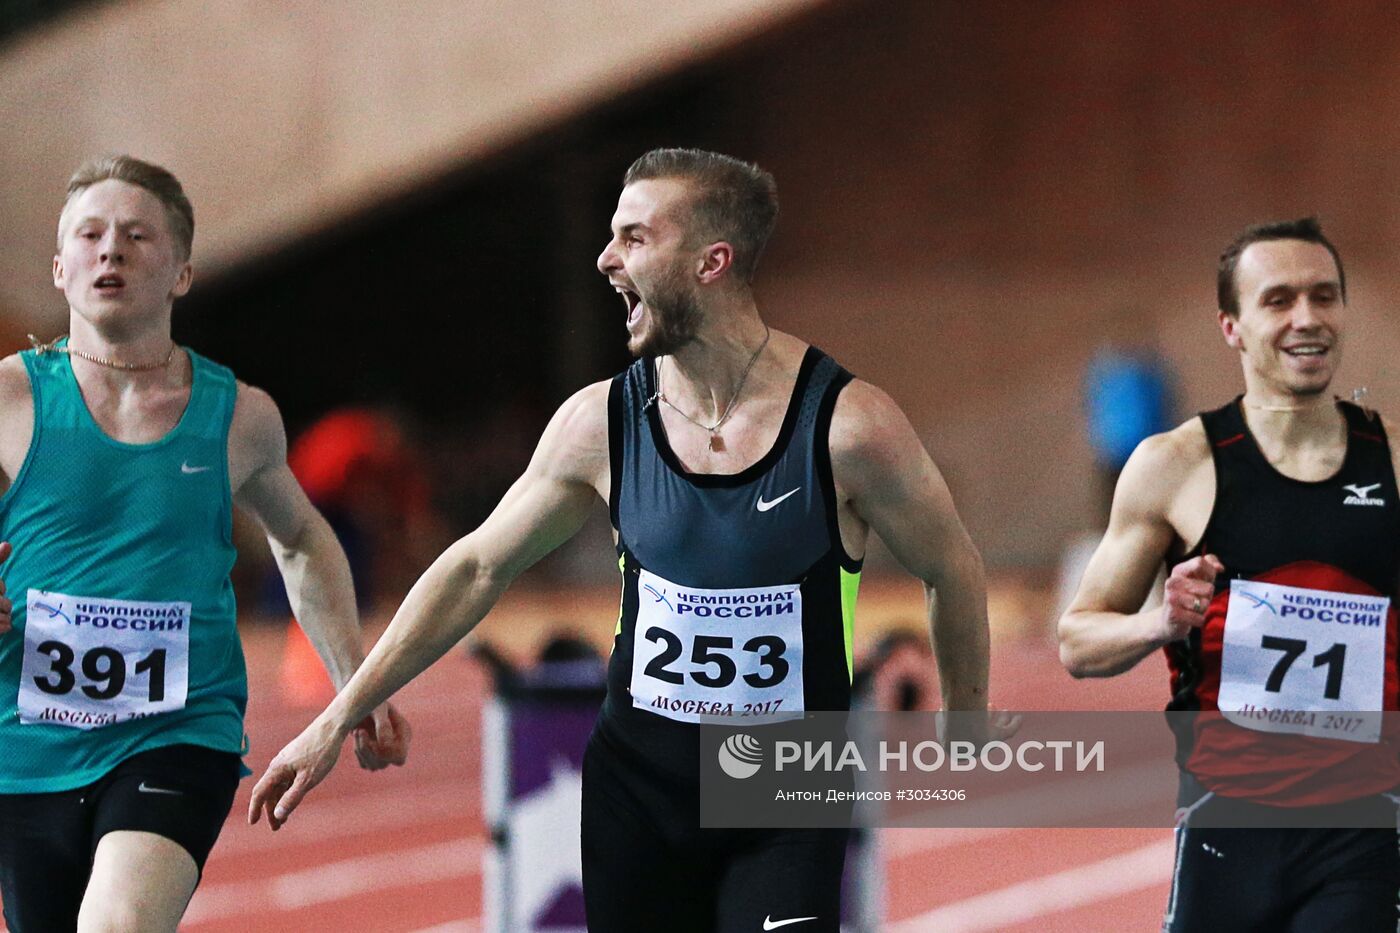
[756,487,801,513]
[137,782,183,796]
[180,462,211,475]
[1343,483,1384,506]
[763,917,817,930]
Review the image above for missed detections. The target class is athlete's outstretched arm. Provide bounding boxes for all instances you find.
[230,385,411,770]
[830,381,994,715]
[249,381,610,829]
[1058,428,1221,678]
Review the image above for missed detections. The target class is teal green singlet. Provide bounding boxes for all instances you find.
[0,340,246,793]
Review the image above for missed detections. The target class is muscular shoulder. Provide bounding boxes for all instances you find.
[828,379,919,482]
[535,379,611,486]
[1113,417,1211,523]
[0,354,34,485]
[553,378,611,443]
[0,354,33,430]
[0,353,31,405]
[230,382,286,454]
[228,382,288,492]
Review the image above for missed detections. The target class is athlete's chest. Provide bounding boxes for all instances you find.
[1204,459,1400,594]
[655,397,788,471]
[620,472,829,587]
[77,381,190,445]
[621,419,831,588]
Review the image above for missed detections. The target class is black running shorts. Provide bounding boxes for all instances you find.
[1164,795,1400,932]
[581,726,849,933]
[0,743,241,933]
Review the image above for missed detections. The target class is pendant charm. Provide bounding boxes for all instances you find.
[27,334,60,355]
[708,432,725,452]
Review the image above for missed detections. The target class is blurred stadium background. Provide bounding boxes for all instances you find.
[1,0,1396,929]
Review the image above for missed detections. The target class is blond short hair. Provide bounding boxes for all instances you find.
[624,148,778,283]
[59,155,195,260]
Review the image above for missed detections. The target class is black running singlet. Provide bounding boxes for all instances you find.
[598,347,861,780]
[1166,397,1400,804]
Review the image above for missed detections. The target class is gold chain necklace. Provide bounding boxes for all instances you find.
[1243,401,1315,413]
[28,334,177,372]
[653,324,771,452]
[1243,388,1371,414]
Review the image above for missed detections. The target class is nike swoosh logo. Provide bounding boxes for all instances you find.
[137,782,183,796]
[756,487,801,512]
[180,462,211,474]
[764,918,817,930]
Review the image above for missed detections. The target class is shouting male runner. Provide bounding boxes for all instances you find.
[1059,217,1400,931]
[0,156,409,933]
[251,148,1004,932]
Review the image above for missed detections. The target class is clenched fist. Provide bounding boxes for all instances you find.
[1159,553,1224,642]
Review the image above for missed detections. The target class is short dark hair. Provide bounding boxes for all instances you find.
[623,148,778,283]
[1217,217,1345,317]
[60,155,195,261]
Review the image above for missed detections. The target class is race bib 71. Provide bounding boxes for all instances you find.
[1219,579,1387,744]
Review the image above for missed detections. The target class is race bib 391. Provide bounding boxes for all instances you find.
[630,568,802,724]
[19,590,191,730]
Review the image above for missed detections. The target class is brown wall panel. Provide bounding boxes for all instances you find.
[726,0,1400,566]
[7,0,1400,574]
[0,0,826,330]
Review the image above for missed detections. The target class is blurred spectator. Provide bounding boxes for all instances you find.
[263,407,443,614]
[1055,343,1176,624]
[1084,345,1176,521]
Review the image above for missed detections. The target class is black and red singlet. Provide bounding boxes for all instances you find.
[1166,397,1400,805]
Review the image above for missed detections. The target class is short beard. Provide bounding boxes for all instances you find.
[628,271,702,358]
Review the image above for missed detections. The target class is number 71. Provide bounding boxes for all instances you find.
[1260,635,1345,701]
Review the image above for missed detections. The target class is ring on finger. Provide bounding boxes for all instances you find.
[1191,596,1203,613]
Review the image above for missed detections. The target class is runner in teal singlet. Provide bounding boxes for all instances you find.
[251,149,1013,930]
[0,156,411,933]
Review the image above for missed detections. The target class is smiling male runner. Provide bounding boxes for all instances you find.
[1060,218,1400,931]
[252,148,1007,932]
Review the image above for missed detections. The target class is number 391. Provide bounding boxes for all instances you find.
[32,641,166,701]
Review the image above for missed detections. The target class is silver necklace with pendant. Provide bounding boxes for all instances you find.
[650,325,771,452]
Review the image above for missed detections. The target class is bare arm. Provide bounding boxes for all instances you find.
[250,380,610,826]
[230,386,410,771]
[0,354,33,498]
[1057,425,1220,678]
[831,381,989,712]
[0,353,34,633]
[231,386,365,688]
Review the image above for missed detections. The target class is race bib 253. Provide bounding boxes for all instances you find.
[630,568,802,724]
